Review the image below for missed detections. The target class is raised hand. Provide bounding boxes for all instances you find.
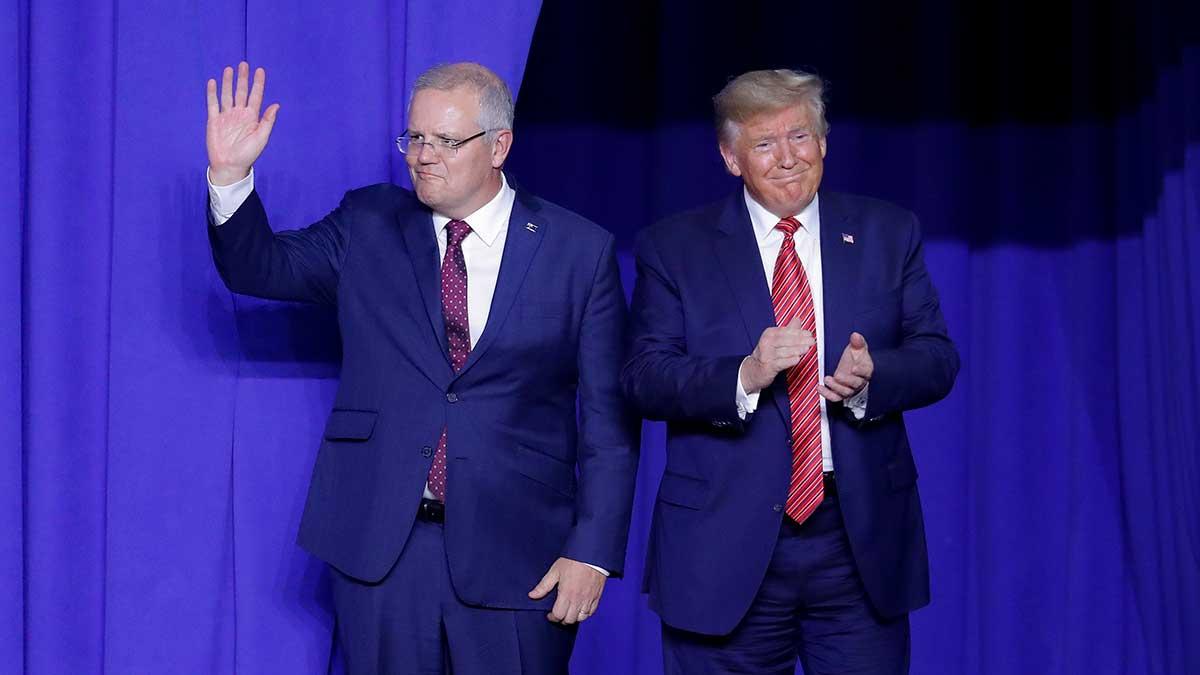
[206,61,280,186]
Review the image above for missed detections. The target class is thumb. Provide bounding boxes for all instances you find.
[849,332,868,350]
[528,568,559,599]
[260,103,280,134]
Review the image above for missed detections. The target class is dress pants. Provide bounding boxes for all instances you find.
[662,488,910,675]
[329,519,577,675]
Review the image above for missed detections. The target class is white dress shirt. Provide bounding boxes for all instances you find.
[208,170,609,575]
[734,189,867,472]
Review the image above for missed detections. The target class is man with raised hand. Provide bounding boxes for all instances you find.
[205,61,638,675]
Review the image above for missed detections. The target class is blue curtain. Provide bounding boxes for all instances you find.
[508,1,1200,673]
[3,1,541,672]
[6,0,1198,674]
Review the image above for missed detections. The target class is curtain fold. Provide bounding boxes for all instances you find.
[5,1,541,672]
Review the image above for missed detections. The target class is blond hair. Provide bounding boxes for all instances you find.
[713,69,828,144]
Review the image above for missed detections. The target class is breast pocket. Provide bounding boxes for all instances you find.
[851,287,902,346]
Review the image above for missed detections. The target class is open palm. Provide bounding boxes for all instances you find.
[206,61,279,185]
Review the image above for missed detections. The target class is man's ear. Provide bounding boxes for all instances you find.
[491,129,513,168]
[718,143,742,177]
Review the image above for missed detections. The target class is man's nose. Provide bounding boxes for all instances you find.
[777,142,798,168]
[416,142,440,163]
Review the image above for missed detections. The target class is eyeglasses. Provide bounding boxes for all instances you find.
[396,130,493,158]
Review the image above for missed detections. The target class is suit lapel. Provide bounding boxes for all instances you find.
[399,206,454,372]
[711,193,791,428]
[818,192,863,377]
[451,190,544,382]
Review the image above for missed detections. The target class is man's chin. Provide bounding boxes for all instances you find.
[413,184,441,208]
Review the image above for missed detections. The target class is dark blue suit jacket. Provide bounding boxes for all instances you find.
[621,191,958,635]
[208,182,639,611]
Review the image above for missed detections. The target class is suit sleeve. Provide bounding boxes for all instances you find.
[620,228,745,426]
[561,234,641,576]
[207,189,350,305]
[862,214,959,419]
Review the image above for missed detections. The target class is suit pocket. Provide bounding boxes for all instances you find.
[887,453,919,491]
[323,409,379,441]
[656,471,709,510]
[514,444,576,497]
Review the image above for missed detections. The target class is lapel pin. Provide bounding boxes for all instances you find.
[841,233,855,244]
[525,222,539,233]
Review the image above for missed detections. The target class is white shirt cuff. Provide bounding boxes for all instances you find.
[735,357,761,420]
[846,383,869,420]
[207,167,255,225]
[583,562,610,577]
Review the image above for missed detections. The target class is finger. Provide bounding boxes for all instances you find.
[258,103,280,138]
[781,320,812,338]
[823,376,855,397]
[767,355,800,372]
[818,384,844,402]
[248,66,266,116]
[528,569,558,599]
[832,372,864,391]
[849,362,872,378]
[235,61,250,107]
[850,331,868,350]
[546,595,569,623]
[221,66,234,111]
[206,79,219,119]
[561,597,583,625]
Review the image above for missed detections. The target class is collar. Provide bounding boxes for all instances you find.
[431,172,515,247]
[743,187,822,243]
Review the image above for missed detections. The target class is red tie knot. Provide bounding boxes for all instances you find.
[447,219,472,246]
[775,217,801,237]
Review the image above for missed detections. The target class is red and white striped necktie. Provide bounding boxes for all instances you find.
[771,217,824,524]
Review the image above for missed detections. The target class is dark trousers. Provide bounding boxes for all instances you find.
[329,519,576,675]
[662,491,910,675]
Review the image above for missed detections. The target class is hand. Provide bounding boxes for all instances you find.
[528,557,606,625]
[206,61,280,186]
[819,332,873,402]
[740,319,816,394]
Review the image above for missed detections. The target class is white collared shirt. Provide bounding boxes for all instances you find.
[735,189,867,472]
[209,169,515,350]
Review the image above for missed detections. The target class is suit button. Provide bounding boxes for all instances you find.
[421,446,433,458]
[446,392,459,403]
[773,504,783,512]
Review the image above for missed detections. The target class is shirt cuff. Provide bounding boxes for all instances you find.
[207,166,255,226]
[846,383,869,420]
[735,357,761,420]
[582,562,609,577]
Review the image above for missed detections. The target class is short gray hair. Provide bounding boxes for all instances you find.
[411,62,514,134]
[713,69,828,145]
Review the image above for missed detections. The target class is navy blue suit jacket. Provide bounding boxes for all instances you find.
[621,191,958,635]
[208,182,639,611]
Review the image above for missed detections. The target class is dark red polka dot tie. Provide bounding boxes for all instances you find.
[427,219,472,501]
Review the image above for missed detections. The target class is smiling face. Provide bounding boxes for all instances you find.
[405,86,511,219]
[718,104,827,218]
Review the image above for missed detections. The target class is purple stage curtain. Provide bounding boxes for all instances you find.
[3,1,541,672]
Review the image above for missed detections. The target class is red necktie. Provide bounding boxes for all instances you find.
[427,219,472,501]
[771,217,824,524]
